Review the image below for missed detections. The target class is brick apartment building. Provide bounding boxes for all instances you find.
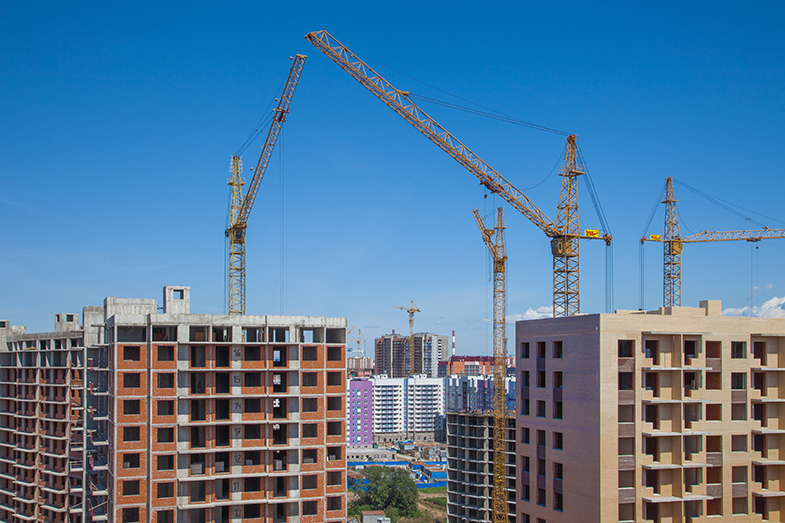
[0,286,348,523]
[516,299,785,523]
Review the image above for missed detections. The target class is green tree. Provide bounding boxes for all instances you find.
[352,466,419,518]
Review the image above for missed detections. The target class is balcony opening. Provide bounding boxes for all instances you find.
[273,348,287,368]
[273,424,288,445]
[273,373,287,393]
[644,404,659,430]
[215,347,230,367]
[216,425,230,447]
[216,373,230,393]
[684,340,697,364]
[216,399,230,420]
[644,340,659,365]
[644,372,659,396]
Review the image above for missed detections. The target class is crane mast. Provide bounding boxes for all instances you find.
[473,208,508,523]
[226,54,307,315]
[305,29,611,317]
[641,176,785,306]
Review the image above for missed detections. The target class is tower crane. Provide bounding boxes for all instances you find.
[226,54,307,315]
[641,177,785,307]
[305,29,612,317]
[473,207,509,523]
[395,301,420,376]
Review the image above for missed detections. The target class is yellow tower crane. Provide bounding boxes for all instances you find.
[473,207,509,523]
[395,301,420,376]
[305,30,612,317]
[226,54,307,315]
[641,177,785,307]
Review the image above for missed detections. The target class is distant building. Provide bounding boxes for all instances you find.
[348,356,374,377]
[371,376,446,444]
[438,355,495,377]
[416,333,450,378]
[348,378,374,448]
[374,332,408,378]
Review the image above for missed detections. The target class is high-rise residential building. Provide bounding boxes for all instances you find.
[373,333,408,378]
[516,299,785,523]
[417,333,450,378]
[438,356,495,378]
[0,286,348,523]
[371,376,446,444]
[445,375,516,413]
[347,378,373,448]
[347,356,374,378]
[446,412,516,523]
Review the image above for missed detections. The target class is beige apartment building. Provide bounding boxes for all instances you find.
[516,300,784,523]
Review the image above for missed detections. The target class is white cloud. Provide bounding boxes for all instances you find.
[508,306,553,322]
[723,295,785,318]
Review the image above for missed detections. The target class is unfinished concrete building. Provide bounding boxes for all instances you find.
[446,411,516,523]
[0,286,348,523]
[516,300,785,523]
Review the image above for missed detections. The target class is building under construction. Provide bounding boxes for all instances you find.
[0,286,347,523]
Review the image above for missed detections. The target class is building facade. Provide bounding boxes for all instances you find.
[0,286,348,523]
[373,334,407,378]
[371,376,446,444]
[516,299,784,523]
[348,378,373,448]
[446,411,516,523]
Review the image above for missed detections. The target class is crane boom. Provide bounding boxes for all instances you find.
[226,54,307,315]
[641,177,785,306]
[473,208,508,523]
[305,30,557,236]
[306,29,612,317]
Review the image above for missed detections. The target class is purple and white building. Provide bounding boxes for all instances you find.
[348,378,373,447]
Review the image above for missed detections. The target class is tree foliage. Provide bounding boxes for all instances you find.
[351,466,419,518]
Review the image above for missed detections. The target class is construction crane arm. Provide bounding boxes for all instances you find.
[305,30,559,237]
[681,228,785,243]
[231,54,307,230]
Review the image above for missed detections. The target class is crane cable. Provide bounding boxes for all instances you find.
[234,75,288,157]
[638,180,667,310]
[673,179,782,229]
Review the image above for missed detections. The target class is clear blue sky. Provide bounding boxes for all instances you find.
[2,1,784,356]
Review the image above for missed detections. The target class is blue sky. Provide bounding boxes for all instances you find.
[2,1,784,356]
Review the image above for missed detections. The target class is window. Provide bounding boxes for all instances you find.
[731,372,747,390]
[244,372,261,387]
[554,401,563,419]
[245,425,261,440]
[521,484,530,502]
[537,371,546,388]
[303,475,318,490]
[157,346,174,361]
[303,449,318,464]
[521,342,530,358]
[123,480,140,496]
[157,427,174,443]
[537,342,546,358]
[537,488,546,506]
[327,371,342,386]
[157,510,174,523]
[157,454,174,470]
[123,453,140,469]
[244,505,261,518]
[327,446,341,461]
[303,398,318,412]
[327,346,342,361]
[554,371,563,389]
[327,396,341,411]
[732,435,748,452]
[554,462,563,480]
[157,400,174,416]
[554,432,563,450]
[521,399,530,416]
[554,492,563,511]
[303,424,318,438]
[537,430,546,447]
[706,404,722,421]
[327,496,342,511]
[537,401,546,417]
[732,341,747,359]
[327,421,342,436]
[521,427,530,444]
[124,400,140,415]
[157,373,174,388]
[732,497,748,515]
[706,372,721,390]
[618,339,634,358]
[244,477,260,492]
[157,482,174,498]
[303,372,318,387]
[521,456,530,472]
[244,398,261,413]
[732,404,747,421]
[123,373,140,388]
[123,346,140,361]
[303,346,318,361]
[244,346,260,361]
[327,471,342,486]
[303,501,318,516]
[553,340,563,358]
[618,372,633,390]
[122,508,139,523]
[537,458,546,477]
[123,426,140,442]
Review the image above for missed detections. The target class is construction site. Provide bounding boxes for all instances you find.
[2,7,784,523]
